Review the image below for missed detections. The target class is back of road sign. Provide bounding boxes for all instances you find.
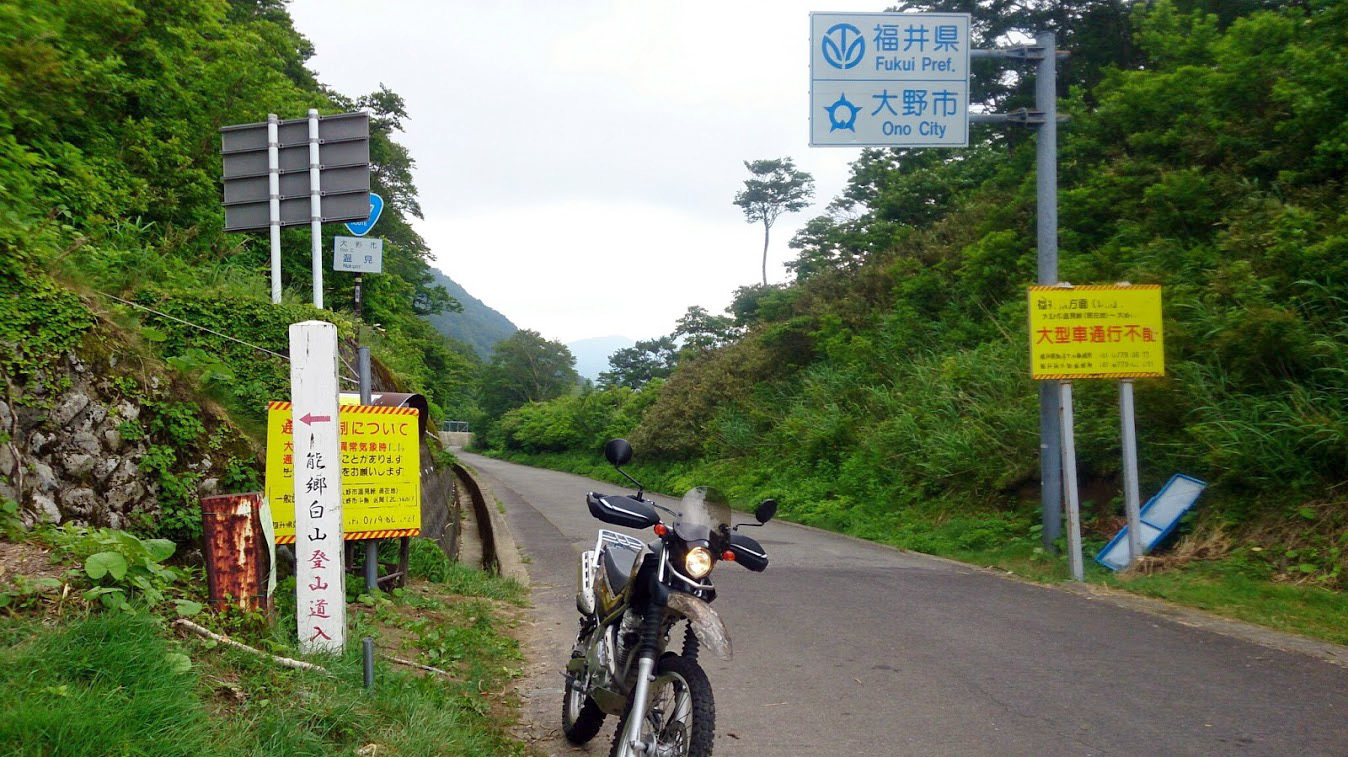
[810,12,970,148]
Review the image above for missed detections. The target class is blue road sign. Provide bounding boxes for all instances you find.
[1095,474,1207,571]
[343,192,384,237]
[810,12,971,148]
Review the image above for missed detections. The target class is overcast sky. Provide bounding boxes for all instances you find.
[290,1,877,343]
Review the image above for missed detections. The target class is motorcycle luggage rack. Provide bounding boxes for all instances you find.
[596,529,645,555]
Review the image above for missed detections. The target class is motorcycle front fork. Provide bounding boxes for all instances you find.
[618,652,658,755]
[617,597,671,756]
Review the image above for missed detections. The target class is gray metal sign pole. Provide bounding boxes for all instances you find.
[1059,380,1085,581]
[1120,379,1144,566]
[267,114,282,304]
[971,31,1066,553]
[307,109,324,309]
[1034,32,1063,554]
[358,346,379,592]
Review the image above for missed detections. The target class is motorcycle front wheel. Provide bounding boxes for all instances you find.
[562,654,606,744]
[610,654,714,757]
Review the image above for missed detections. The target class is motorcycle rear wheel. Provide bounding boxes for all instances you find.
[610,654,714,757]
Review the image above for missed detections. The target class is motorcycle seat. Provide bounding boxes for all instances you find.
[602,543,640,594]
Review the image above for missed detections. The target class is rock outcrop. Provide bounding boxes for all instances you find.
[3,348,251,531]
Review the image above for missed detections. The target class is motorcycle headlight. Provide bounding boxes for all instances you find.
[684,546,714,579]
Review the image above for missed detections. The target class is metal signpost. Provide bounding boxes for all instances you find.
[334,192,386,588]
[811,17,1071,556]
[968,33,1071,556]
[1028,284,1165,577]
[220,112,370,306]
[289,321,345,654]
[333,236,383,320]
[810,13,971,148]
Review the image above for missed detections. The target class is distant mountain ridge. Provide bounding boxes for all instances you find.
[423,268,518,359]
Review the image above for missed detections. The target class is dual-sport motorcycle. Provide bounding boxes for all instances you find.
[562,438,775,756]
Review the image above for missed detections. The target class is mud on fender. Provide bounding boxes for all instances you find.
[665,591,732,661]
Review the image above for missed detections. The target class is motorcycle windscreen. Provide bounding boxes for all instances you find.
[678,487,731,532]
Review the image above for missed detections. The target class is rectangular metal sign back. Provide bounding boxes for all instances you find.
[810,12,971,147]
[264,402,421,543]
[1028,285,1165,379]
[220,112,370,232]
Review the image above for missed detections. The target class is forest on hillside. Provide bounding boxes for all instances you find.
[1,0,485,427]
[481,0,1348,590]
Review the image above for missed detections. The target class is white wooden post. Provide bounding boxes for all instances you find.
[290,320,345,653]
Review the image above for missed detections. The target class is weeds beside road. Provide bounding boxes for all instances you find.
[0,531,528,756]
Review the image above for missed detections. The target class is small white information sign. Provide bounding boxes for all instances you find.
[810,12,971,148]
[289,321,345,654]
[333,236,383,274]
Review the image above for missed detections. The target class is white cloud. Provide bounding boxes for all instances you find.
[288,0,875,341]
[422,199,772,343]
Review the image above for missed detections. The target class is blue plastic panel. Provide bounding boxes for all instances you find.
[1096,474,1207,571]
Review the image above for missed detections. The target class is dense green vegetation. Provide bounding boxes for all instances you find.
[1,0,481,430]
[484,1,1348,608]
[0,567,527,755]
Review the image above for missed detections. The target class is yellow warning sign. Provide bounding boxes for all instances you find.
[1028,285,1165,379]
[264,402,420,543]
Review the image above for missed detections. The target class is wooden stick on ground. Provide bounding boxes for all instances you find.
[383,654,452,678]
[173,618,329,674]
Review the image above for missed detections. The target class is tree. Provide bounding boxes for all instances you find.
[733,158,816,285]
[479,330,580,421]
[599,336,678,389]
[673,306,738,355]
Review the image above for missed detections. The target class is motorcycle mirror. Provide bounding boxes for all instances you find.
[604,438,634,468]
[754,499,778,524]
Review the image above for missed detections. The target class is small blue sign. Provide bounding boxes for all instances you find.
[343,193,384,237]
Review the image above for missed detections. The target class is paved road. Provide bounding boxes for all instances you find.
[460,451,1348,756]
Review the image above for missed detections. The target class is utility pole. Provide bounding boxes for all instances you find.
[971,32,1069,554]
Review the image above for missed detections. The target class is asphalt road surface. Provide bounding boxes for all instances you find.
[459,451,1348,756]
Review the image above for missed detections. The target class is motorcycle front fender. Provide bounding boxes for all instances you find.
[665,591,732,661]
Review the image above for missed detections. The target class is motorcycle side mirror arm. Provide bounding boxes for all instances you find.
[614,466,645,500]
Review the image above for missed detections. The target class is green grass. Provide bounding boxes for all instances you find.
[403,537,526,605]
[0,613,213,756]
[439,562,526,606]
[1111,561,1348,646]
[0,571,528,756]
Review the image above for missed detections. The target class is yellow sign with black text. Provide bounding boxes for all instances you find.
[264,402,420,543]
[1028,285,1164,379]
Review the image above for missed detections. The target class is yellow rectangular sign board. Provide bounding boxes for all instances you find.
[264,401,421,543]
[1028,285,1164,379]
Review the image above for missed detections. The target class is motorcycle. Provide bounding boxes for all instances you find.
[562,438,775,757]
